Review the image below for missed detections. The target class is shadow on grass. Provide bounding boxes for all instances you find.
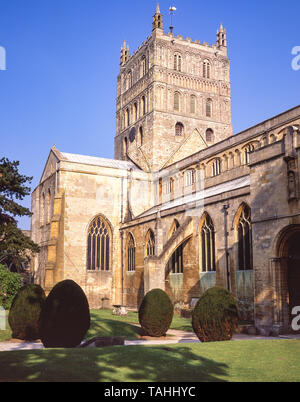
[87,311,142,340]
[0,345,229,382]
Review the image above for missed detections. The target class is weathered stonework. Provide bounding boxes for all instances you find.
[31,6,300,336]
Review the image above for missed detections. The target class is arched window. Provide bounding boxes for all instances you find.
[133,102,138,121]
[170,245,183,273]
[127,233,135,271]
[40,193,45,226]
[146,230,155,257]
[140,56,146,77]
[127,70,132,89]
[206,128,214,142]
[87,215,111,271]
[125,108,130,127]
[46,189,51,224]
[190,95,196,114]
[185,169,195,187]
[206,98,212,117]
[175,122,184,136]
[244,143,254,165]
[200,214,216,272]
[212,158,221,177]
[174,53,182,71]
[164,177,174,195]
[203,60,211,78]
[174,92,180,111]
[138,126,143,147]
[237,205,252,270]
[141,96,146,115]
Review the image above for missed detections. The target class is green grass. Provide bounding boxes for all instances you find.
[0,340,299,382]
[0,308,193,342]
[87,309,193,339]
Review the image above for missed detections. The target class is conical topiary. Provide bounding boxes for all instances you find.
[138,288,174,337]
[39,279,90,348]
[192,286,238,342]
[8,284,46,340]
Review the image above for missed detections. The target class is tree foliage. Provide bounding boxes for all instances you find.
[138,288,174,337]
[0,157,39,269]
[0,263,21,309]
[192,286,238,342]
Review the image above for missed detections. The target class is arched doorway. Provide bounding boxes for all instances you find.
[275,225,300,333]
[286,232,300,321]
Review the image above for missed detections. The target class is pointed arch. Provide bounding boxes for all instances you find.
[87,214,112,271]
[199,212,216,272]
[40,192,45,226]
[46,188,51,224]
[126,232,136,272]
[233,203,252,271]
[168,219,180,239]
[145,229,155,257]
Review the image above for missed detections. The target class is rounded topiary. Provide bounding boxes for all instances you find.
[192,286,238,342]
[8,284,46,340]
[39,279,90,348]
[138,288,174,337]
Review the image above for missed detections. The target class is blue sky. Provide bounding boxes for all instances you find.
[0,0,299,229]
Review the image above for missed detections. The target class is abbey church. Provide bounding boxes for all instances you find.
[31,5,300,336]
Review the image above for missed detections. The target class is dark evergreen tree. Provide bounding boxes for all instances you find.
[0,157,39,271]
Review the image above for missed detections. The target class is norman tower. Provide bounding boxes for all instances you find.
[114,4,232,172]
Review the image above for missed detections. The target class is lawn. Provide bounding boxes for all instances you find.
[0,340,299,382]
[0,309,193,342]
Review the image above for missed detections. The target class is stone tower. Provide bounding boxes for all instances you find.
[114,5,232,172]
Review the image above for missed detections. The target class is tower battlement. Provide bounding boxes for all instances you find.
[115,5,232,172]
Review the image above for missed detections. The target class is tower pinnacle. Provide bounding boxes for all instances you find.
[152,3,163,31]
[217,23,227,49]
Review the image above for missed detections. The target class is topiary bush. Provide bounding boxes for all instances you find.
[192,286,238,342]
[0,264,21,310]
[39,279,90,348]
[138,288,174,337]
[8,284,46,340]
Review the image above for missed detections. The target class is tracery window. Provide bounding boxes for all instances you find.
[174,53,182,72]
[203,60,211,78]
[40,193,45,226]
[87,215,111,271]
[146,230,155,257]
[237,205,252,270]
[200,214,216,272]
[127,233,135,272]
[170,245,183,273]
[46,189,51,224]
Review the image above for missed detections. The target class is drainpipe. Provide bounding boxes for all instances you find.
[121,230,124,306]
[120,176,124,306]
[222,204,231,292]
